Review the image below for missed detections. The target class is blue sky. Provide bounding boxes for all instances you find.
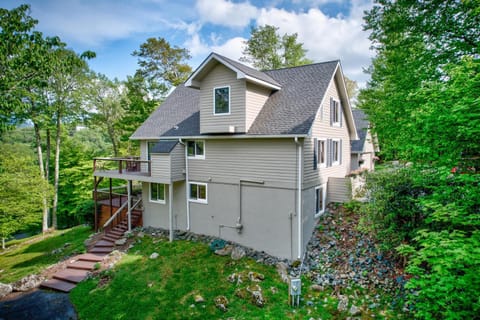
[4,0,374,86]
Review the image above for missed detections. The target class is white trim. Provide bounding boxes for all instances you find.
[187,140,205,159]
[213,85,231,115]
[150,182,166,204]
[314,183,327,217]
[188,182,208,204]
[332,139,341,166]
[244,75,281,90]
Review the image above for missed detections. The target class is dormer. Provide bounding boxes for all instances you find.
[185,53,281,134]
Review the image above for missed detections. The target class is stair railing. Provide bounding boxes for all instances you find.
[103,200,128,233]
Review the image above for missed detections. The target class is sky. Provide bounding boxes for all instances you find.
[4,0,375,86]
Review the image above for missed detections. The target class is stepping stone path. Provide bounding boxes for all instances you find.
[41,211,141,292]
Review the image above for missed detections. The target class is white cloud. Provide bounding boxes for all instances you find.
[211,37,248,61]
[196,0,258,28]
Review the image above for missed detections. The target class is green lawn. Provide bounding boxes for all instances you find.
[71,235,402,319]
[0,226,92,283]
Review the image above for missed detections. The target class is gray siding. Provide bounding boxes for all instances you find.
[245,82,270,131]
[188,139,297,189]
[170,144,186,181]
[151,154,171,180]
[200,64,246,134]
[303,77,352,191]
[327,177,351,203]
[142,181,187,230]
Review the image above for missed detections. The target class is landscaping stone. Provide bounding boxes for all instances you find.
[310,284,324,291]
[231,246,246,260]
[194,294,205,303]
[149,252,159,259]
[214,245,233,256]
[12,274,44,292]
[248,271,265,282]
[0,283,12,298]
[137,231,145,238]
[337,295,349,312]
[115,238,127,246]
[349,305,362,316]
[214,295,229,312]
[276,262,289,283]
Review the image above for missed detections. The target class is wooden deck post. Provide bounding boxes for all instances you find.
[169,183,173,242]
[94,176,98,231]
[127,180,132,232]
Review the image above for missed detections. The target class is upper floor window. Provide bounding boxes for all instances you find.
[330,98,341,126]
[332,139,341,165]
[318,139,326,167]
[187,140,205,159]
[214,86,230,115]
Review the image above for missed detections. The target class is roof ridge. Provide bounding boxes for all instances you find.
[264,60,339,72]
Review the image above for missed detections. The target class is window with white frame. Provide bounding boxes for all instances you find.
[189,182,207,203]
[150,183,165,204]
[318,139,326,167]
[214,86,230,115]
[331,98,341,126]
[187,140,205,159]
[332,139,340,165]
[315,184,327,216]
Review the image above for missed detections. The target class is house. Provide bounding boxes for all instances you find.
[350,109,378,172]
[93,53,358,260]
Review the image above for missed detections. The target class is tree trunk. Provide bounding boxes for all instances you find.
[34,122,49,233]
[108,125,119,157]
[46,129,50,181]
[52,114,61,230]
[2,238,5,250]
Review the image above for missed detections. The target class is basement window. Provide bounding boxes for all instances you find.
[315,184,327,216]
[189,182,207,204]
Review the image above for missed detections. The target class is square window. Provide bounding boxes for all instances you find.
[189,182,207,203]
[187,140,205,159]
[150,183,165,203]
[214,87,230,114]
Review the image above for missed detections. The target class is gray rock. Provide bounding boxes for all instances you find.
[214,295,229,312]
[194,294,205,303]
[149,252,159,259]
[349,305,361,316]
[310,284,324,291]
[115,238,127,245]
[0,283,12,298]
[276,262,289,283]
[12,274,44,292]
[231,247,246,260]
[337,295,349,312]
[214,245,233,256]
[137,231,145,238]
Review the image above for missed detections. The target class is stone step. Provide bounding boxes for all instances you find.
[53,268,89,284]
[89,246,113,254]
[41,278,77,292]
[95,240,114,247]
[68,260,98,271]
[75,253,106,262]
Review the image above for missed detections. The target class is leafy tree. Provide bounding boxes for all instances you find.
[0,143,52,248]
[132,37,191,99]
[241,25,312,70]
[359,0,480,165]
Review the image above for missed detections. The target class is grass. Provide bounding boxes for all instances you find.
[0,225,93,283]
[71,235,402,319]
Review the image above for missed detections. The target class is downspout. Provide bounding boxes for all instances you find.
[294,137,302,259]
[179,139,190,230]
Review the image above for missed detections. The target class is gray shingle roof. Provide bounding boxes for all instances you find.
[150,140,178,153]
[351,109,369,152]
[248,61,338,135]
[131,57,341,139]
[130,84,200,139]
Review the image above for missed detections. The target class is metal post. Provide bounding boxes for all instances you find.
[169,183,174,242]
[94,176,98,231]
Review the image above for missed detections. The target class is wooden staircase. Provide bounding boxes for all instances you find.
[41,211,142,292]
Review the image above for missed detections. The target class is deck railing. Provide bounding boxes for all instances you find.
[93,157,151,175]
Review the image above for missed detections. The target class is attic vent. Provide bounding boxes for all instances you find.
[228,125,236,133]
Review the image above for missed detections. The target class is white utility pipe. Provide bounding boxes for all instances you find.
[179,139,190,230]
[294,137,303,259]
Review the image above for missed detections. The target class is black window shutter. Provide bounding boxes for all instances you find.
[327,139,332,167]
[339,139,343,164]
[339,101,343,127]
[330,98,333,126]
[313,138,318,170]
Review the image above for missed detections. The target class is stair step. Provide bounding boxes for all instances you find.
[68,260,98,270]
[102,236,120,243]
[53,268,89,283]
[95,240,114,247]
[76,253,106,262]
[89,246,113,254]
[41,278,77,292]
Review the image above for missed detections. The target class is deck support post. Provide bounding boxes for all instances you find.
[127,180,132,231]
[169,183,173,242]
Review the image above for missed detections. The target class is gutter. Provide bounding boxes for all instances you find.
[179,139,190,230]
[294,136,303,259]
[131,134,309,141]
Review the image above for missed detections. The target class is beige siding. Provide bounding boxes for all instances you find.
[188,139,297,188]
[200,64,246,134]
[303,77,352,190]
[170,144,186,181]
[327,177,351,203]
[245,82,271,131]
[151,154,171,180]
